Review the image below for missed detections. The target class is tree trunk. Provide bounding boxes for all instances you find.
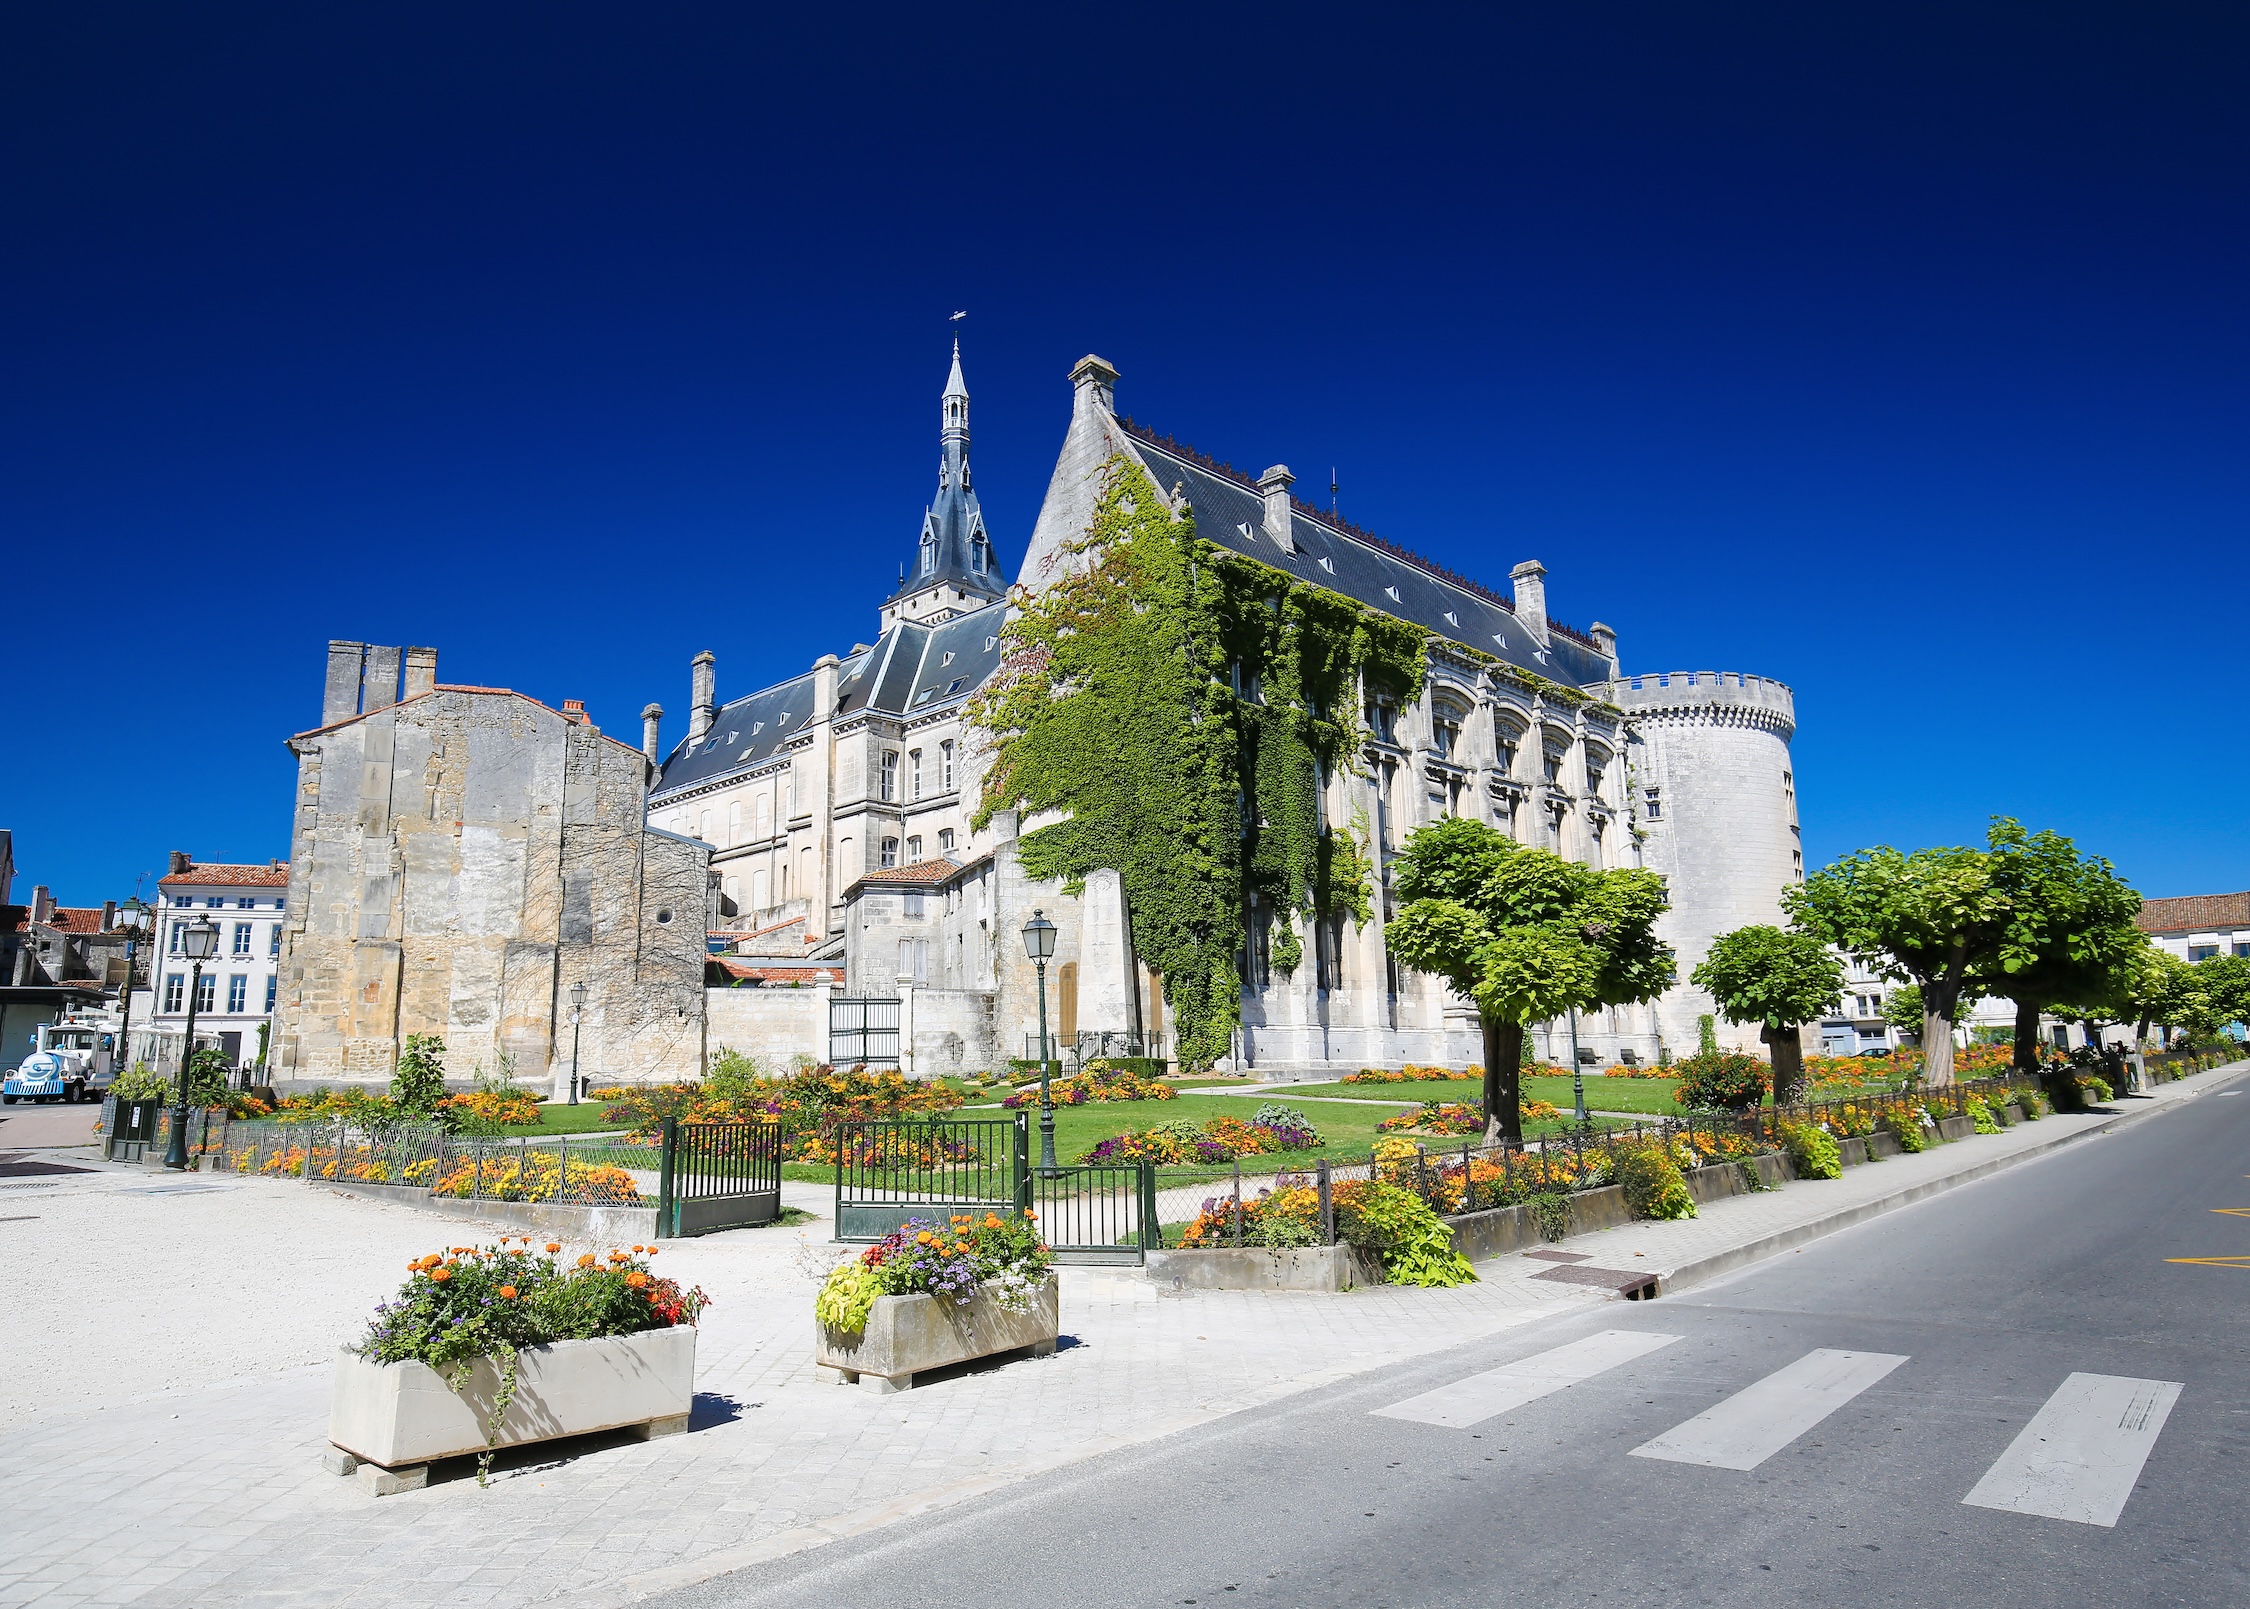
[2011,998,2041,1076]
[1767,1023,1806,1106]
[1483,1017,1524,1147]
[1922,999,1957,1085]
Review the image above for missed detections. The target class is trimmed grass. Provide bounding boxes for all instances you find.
[502,1101,638,1136]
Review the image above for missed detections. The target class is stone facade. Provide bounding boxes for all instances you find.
[271,643,708,1091]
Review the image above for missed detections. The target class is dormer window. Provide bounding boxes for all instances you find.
[920,535,936,577]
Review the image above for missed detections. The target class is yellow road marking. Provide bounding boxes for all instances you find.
[2165,1256,2250,1269]
[2212,1208,2250,1218]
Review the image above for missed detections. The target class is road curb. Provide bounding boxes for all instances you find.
[1654,1062,2250,1298]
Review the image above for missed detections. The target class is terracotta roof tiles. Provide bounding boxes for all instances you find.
[2138,892,2250,933]
[158,862,291,889]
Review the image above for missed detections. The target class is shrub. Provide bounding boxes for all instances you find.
[1963,1094,1999,1134]
[1672,1051,1769,1112]
[110,1062,171,1102]
[1883,1108,1932,1153]
[391,1034,448,1115]
[1777,1120,1842,1180]
[1614,1141,1696,1221]
[1529,1191,1574,1241]
[1335,1180,1477,1286]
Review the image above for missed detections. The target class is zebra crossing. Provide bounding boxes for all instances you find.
[1373,1330,2183,1529]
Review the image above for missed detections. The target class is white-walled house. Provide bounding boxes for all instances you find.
[149,854,290,1073]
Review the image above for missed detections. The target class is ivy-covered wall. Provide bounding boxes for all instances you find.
[972,455,1425,1068]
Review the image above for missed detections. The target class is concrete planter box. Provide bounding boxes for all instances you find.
[327,1327,696,1495]
[317,1177,659,1241]
[1865,1130,1905,1159]
[1935,1114,1977,1143]
[1147,1243,1377,1292]
[815,1275,1058,1393]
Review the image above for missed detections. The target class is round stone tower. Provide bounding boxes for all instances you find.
[1606,671,1800,1058]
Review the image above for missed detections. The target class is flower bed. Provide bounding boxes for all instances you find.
[429,1152,641,1204]
[1077,1104,1322,1165]
[1343,1066,1475,1086]
[437,1090,541,1127]
[338,1238,708,1486]
[1002,1063,1176,1107]
[595,1061,965,1163]
[815,1211,1051,1339]
[1176,1178,1474,1286]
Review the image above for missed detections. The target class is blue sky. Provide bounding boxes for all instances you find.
[4,3,2244,908]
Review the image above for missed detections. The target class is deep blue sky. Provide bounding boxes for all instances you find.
[5,3,2245,909]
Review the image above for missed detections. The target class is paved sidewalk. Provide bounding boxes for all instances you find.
[0,1061,2239,1609]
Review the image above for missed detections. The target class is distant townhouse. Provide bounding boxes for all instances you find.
[2137,891,2250,964]
[151,853,291,1072]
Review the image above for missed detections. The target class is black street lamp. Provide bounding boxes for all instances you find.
[112,897,151,1087]
[566,980,587,1105]
[1021,909,1058,1173]
[162,914,221,1170]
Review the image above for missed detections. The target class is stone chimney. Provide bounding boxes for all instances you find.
[560,699,587,725]
[322,641,366,726]
[168,850,192,877]
[30,885,54,926]
[1510,560,1550,644]
[402,645,439,699]
[689,651,717,743]
[1257,465,1297,553]
[363,646,403,712]
[642,703,664,764]
[1589,621,1618,669]
[1069,354,1119,417]
[101,900,116,931]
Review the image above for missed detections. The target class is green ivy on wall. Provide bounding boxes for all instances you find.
[972,456,1425,1068]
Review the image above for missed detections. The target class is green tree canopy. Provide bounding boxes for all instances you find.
[1690,925,1844,1103]
[1976,819,2145,1073]
[1784,843,2011,1085]
[1387,815,1675,1142]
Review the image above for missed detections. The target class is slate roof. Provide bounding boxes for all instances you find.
[887,342,1008,609]
[1119,421,1616,688]
[158,862,291,889]
[2138,892,2250,933]
[651,607,1006,800]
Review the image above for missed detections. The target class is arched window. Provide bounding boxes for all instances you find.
[920,535,936,577]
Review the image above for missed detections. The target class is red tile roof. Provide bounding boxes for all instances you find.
[851,858,962,888]
[158,862,291,889]
[2138,892,2250,933]
[710,958,842,984]
[43,908,110,934]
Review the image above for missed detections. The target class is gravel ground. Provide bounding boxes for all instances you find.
[0,1164,833,1432]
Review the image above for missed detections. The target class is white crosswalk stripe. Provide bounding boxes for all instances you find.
[1372,1329,1680,1429]
[1962,1373,2182,1527]
[1629,1348,1909,1470]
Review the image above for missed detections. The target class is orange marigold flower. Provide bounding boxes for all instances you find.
[984,1215,1002,1228]
[577,1254,597,1268]
[545,1242,562,1254]
[498,1285,518,1300]
[429,1268,452,1283]
[625,1272,649,1288]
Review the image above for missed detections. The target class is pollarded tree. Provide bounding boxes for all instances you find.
[1387,816,1675,1144]
[1978,819,2146,1075]
[1689,926,1844,1105]
[1783,844,2012,1086]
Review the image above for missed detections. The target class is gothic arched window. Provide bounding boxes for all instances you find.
[920,534,936,576]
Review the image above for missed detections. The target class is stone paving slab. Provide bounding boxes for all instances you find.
[0,1060,2238,1608]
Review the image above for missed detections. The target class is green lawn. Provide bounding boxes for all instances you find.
[1274,1077,1486,1103]
[502,1101,637,1136]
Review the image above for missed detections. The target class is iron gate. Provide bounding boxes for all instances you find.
[655,1118,784,1237]
[831,1112,1154,1263]
[829,996,901,1067]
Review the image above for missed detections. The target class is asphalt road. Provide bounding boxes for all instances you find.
[663,1075,2250,1609]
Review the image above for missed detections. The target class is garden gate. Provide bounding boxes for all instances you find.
[828,996,901,1067]
[830,1112,1156,1264]
[655,1118,785,1238]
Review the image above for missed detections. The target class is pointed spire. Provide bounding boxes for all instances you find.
[943,337,968,400]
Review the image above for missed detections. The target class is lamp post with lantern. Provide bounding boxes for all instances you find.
[1021,909,1058,1173]
[161,914,221,1170]
[111,897,151,1088]
[566,981,587,1105]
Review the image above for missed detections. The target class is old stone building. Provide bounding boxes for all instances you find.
[270,643,708,1090]
[654,349,1803,1076]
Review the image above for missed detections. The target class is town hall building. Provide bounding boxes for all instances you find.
[646,347,1804,1078]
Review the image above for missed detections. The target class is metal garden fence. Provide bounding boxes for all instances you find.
[654,1116,783,1236]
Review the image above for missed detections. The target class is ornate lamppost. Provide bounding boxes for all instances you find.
[161,914,220,1170]
[112,897,150,1087]
[1021,909,1058,1173]
[566,980,587,1105]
